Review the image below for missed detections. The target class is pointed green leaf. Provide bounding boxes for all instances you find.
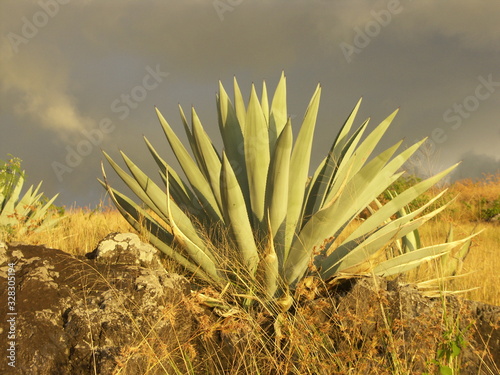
[284,84,321,257]
[100,178,221,285]
[304,99,364,217]
[348,161,457,241]
[233,76,246,132]
[245,84,270,225]
[191,106,222,209]
[266,120,292,239]
[261,81,269,125]
[220,153,259,277]
[216,82,250,206]
[374,235,476,277]
[179,105,204,169]
[321,193,451,278]
[269,71,287,139]
[155,107,222,220]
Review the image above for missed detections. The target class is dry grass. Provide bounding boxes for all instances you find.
[439,172,500,222]
[3,175,499,374]
[9,203,130,257]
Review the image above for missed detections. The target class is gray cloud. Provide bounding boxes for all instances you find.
[451,152,500,181]
[1,0,499,206]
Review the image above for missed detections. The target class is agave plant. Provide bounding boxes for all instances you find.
[0,157,60,240]
[101,72,473,309]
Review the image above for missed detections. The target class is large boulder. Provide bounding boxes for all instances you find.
[0,235,197,374]
[0,234,499,374]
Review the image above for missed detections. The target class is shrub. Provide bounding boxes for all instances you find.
[0,155,60,240]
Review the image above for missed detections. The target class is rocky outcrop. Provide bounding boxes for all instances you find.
[0,234,499,374]
[0,235,196,374]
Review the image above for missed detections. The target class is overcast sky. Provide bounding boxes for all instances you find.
[1,0,499,208]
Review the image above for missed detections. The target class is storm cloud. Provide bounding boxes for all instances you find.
[1,0,499,206]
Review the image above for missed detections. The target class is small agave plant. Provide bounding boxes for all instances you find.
[101,72,473,310]
[0,157,60,240]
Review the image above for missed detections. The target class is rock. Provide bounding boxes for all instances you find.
[0,240,197,374]
[85,232,163,270]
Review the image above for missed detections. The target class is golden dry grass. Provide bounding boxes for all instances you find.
[3,175,499,374]
[10,203,130,257]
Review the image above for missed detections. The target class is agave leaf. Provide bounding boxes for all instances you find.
[144,136,206,218]
[284,84,321,257]
[285,145,403,285]
[28,192,59,224]
[269,71,287,153]
[287,137,429,284]
[179,105,204,170]
[13,184,36,218]
[325,139,403,217]
[293,140,406,260]
[2,173,24,218]
[440,226,478,277]
[99,177,220,284]
[322,194,451,279]
[103,151,169,222]
[331,98,363,157]
[387,192,420,253]
[245,84,270,225]
[118,152,218,266]
[266,120,292,239]
[263,212,279,299]
[233,76,246,132]
[190,106,223,209]
[164,171,221,280]
[318,118,370,211]
[401,221,421,253]
[374,234,476,277]
[347,162,457,242]
[216,82,250,206]
[155,107,223,220]
[265,120,293,271]
[323,110,399,205]
[261,81,269,125]
[304,99,364,217]
[220,153,259,277]
[347,109,399,177]
[301,156,327,221]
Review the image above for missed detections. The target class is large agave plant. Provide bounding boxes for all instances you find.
[101,73,472,309]
[0,158,60,240]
